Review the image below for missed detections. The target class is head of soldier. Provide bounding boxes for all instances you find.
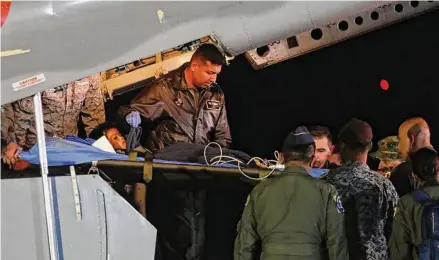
[187,44,226,89]
[309,126,335,168]
[337,118,373,164]
[398,117,431,161]
[370,136,403,177]
[280,126,315,172]
[410,147,438,184]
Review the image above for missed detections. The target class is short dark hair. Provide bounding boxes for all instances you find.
[410,147,438,181]
[89,121,120,140]
[341,141,372,154]
[191,44,226,66]
[283,144,315,163]
[309,125,333,144]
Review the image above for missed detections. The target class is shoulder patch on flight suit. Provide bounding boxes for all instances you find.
[205,100,221,110]
[333,195,345,213]
[174,97,183,107]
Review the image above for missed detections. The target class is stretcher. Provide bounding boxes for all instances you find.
[18,136,328,184]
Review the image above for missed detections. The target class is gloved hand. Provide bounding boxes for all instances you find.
[126,111,141,128]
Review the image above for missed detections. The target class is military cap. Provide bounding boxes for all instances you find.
[282,126,315,151]
[370,136,402,161]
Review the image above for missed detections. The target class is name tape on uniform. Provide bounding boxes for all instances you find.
[12,73,46,91]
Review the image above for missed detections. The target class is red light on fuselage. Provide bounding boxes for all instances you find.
[380,79,389,91]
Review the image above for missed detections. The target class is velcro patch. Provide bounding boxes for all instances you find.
[205,100,221,110]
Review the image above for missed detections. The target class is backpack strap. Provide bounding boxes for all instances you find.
[413,189,431,205]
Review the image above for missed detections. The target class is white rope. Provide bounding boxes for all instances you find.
[203,142,281,181]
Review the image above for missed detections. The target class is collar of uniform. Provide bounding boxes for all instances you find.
[282,165,310,176]
[342,160,370,170]
[170,62,190,90]
[420,183,439,200]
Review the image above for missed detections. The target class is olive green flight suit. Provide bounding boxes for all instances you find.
[389,184,439,260]
[234,166,349,260]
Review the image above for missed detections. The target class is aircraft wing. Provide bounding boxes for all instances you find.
[1,1,437,105]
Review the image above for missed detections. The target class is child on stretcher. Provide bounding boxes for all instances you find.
[89,122,127,153]
[5,122,128,171]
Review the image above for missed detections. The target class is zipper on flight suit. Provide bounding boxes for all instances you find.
[192,89,208,144]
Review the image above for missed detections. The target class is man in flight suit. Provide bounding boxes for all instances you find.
[389,147,439,260]
[234,126,349,260]
[1,74,105,169]
[118,43,231,150]
[118,44,231,260]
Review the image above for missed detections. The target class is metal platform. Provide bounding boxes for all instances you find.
[1,175,157,260]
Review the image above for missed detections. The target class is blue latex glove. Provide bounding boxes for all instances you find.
[126,111,141,128]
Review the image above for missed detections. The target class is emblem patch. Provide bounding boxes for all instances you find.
[205,100,221,110]
[334,195,345,213]
[174,97,183,107]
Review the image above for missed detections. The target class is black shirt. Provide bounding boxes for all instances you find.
[389,161,421,197]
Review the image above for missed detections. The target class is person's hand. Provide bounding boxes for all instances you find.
[12,160,31,171]
[2,142,22,168]
[126,111,141,128]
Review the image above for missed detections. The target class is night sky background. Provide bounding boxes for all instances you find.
[217,8,439,158]
[109,9,439,159]
[106,9,439,259]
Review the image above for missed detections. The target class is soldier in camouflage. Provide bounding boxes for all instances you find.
[1,103,19,166]
[1,103,16,147]
[321,119,399,260]
[370,136,403,177]
[1,74,105,167]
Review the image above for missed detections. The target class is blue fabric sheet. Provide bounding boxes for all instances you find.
[19,137,328,177]
[20,137,142,166]
[19,137,237,168]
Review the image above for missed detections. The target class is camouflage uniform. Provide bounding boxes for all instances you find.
[321,162,399,260]
[1,103,16,145]
[9,74,105,149]
[369,136,423,197]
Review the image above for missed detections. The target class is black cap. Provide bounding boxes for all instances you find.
[282,126,315,151]
[338,118,373,146]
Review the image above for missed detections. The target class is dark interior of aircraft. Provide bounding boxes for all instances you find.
[98,8,439,260]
